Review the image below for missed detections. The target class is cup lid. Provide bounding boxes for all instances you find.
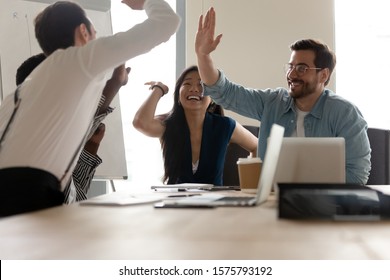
[237,157,262,164]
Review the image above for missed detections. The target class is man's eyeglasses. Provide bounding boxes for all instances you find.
[284,64,322,76]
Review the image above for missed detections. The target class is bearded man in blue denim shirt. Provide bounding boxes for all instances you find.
[195,8,371,184]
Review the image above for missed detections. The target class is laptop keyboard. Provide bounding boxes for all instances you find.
[217,196,254,202]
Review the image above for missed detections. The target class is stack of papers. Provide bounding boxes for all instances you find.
[80,191,166,206]
[151,183,214,191]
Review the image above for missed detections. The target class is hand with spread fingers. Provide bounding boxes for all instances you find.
[195,7,223,58]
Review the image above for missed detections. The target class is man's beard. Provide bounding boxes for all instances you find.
[288,79,317,99]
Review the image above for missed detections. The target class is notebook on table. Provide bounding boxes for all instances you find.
[154,124,285,208]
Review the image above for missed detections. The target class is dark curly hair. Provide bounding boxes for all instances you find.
[16,53,46,86]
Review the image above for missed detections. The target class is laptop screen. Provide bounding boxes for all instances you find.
[274,137,346,184]
[255,124,285,205]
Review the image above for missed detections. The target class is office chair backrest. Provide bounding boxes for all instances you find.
[223,125,259,186]
[367,127,390,185]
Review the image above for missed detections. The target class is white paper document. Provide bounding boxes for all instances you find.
[151,183,214,191]
[80,191,166,206]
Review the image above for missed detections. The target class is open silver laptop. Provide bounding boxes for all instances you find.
[155,124,285,208]
[274,137,346,184]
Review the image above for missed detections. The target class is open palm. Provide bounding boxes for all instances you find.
[195,7,222,56]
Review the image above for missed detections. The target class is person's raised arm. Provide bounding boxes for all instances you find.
[71,123,106,202]
[133,82,169,138]
[98,64,131,116]
[121,0,146,10]
[195,7,222,86]
[84,0,180,78]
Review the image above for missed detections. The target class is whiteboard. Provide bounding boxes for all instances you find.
[0,0,128,179]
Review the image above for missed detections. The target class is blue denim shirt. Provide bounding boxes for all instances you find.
[203,70,371,184]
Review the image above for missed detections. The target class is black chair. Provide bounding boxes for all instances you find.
[223,125,259,186]
[367,127,390,185]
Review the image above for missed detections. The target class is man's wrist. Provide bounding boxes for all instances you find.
[83,141,100,155]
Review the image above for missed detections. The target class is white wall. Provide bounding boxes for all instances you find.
[185,0,335,126]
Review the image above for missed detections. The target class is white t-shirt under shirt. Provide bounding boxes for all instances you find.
[0,0,180,190]
[291,107,309,137]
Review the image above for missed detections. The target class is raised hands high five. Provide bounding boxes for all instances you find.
[195,7,222,86]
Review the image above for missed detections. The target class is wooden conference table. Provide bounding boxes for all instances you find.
[1,187,390,260]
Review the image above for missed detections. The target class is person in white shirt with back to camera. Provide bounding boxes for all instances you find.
[0,0,180,217]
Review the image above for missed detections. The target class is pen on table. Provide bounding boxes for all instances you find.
[167,194,201,198]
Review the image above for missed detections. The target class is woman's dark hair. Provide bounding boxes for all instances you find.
[161,65,223,183]
[34,1,92,55]
[290,39,336,86]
